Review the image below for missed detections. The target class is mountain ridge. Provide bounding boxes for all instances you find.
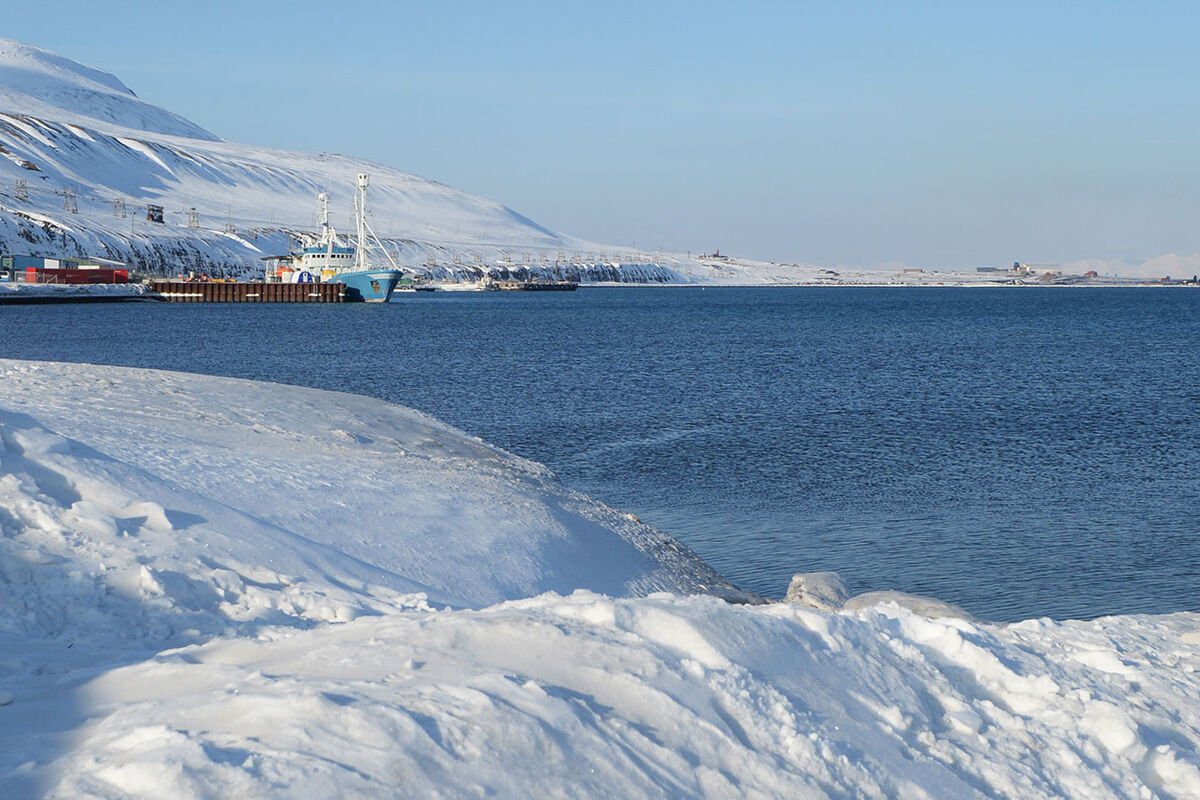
[0,38,217,141]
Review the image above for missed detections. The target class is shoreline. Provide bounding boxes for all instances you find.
[2,277,1195,306]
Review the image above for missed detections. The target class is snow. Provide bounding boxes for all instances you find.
[1,359,1198,798]
[0,360,736,610]
[114,137,174,175]
[0,39,215,141]
[0,282,148,302]
[0,113,58,148]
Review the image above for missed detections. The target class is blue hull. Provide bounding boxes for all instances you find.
[328,270,403,302]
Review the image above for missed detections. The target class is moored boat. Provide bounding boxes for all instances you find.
[287,174,405,302]
[492,279,579,291]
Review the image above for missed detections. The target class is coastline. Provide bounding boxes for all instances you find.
[1,359,1198,797]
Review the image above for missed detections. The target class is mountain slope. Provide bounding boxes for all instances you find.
[0,37,687,282]
[0,39,216,141]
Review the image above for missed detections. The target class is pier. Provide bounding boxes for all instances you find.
[148,281,346,303]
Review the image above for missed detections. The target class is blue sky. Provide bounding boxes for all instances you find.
[7,1,1200,267]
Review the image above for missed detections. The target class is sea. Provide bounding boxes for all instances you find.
[2,286,1197,622]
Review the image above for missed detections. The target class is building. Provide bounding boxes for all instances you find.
[1012,262,1061,277]
[2,254,129,284]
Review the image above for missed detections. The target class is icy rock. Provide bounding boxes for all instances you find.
[783,571,849,611]
[842,590,974,621]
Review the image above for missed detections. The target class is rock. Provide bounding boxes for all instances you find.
[841,590,974,621]
[784,572,849,611]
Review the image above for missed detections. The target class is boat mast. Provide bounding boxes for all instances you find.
[351,172,402,270]
[320,191,334,263]
[355,173,369,271]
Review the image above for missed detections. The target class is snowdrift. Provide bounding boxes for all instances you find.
[0,360,737,611]
[1,359,1199,798]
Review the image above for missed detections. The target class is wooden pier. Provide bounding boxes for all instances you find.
[148,281,346,303]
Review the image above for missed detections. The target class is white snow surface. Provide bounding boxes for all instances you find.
[0,40,215,141]
[0,282,149,300]
[1,360,1199,798]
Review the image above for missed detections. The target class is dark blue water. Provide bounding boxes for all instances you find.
[2,288,1197,621]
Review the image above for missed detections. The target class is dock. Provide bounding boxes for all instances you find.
[148,281,346,303]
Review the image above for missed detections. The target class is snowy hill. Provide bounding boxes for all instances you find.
[0,39,216,142]
[0,360,739,611]
[1,359,1199,797]
[0,37,688,283]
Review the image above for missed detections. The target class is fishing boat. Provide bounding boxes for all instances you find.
[289,173,405,302]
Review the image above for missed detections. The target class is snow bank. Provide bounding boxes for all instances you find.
[0,360,738,610]
[0,283,149,302]
[1,360,1198,798]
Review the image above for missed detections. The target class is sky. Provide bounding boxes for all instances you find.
[6,1,1200,268]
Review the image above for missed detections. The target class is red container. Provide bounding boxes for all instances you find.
[26,267,129,284]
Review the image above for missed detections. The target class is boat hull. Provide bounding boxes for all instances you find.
[328,270,404,303]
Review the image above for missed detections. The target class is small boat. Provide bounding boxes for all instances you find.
[515,280,578,291]
[290,174,405,302]
[491,279,578,291]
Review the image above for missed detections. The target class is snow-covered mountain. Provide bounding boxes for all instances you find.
[0,38,685,282]
[0,39,216,142]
